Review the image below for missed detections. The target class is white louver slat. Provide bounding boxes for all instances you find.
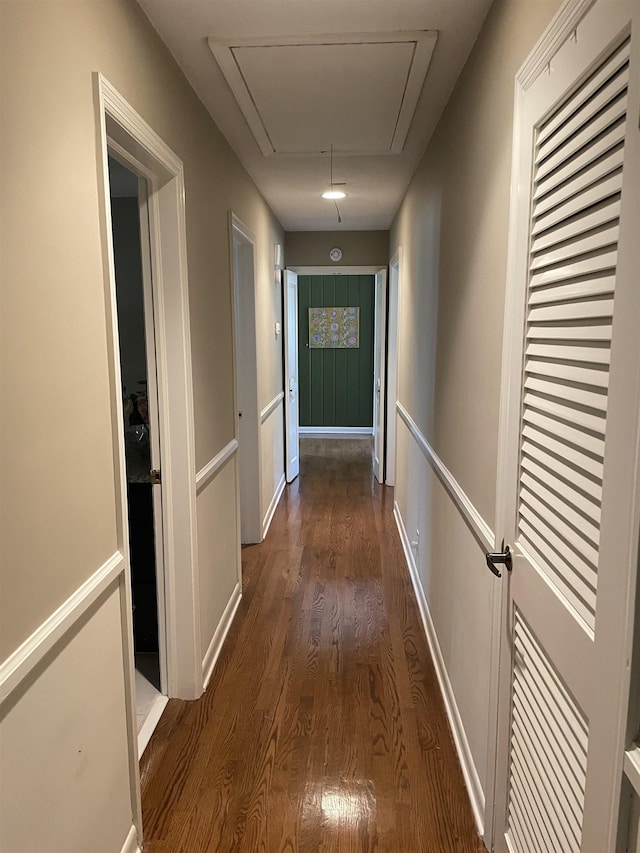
[530,222,618,266]
[530,197,621,252]
[507,612,588,853]
[532,171,623,233]
[516,35,630,631]
[533,145,625,218]
[534,66,629,164]
[535,40,630,147]
[533,121,626,201]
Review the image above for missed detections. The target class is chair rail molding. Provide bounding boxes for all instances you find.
[396,401,495,552]
[260,391,285,424]
[0,551,125,704]
[196,438,239,494]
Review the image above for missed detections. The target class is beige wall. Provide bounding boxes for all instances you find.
[0,587,133,853]
[0,0,283,656]
[389,0,561,834]
[0,1,284,848]
[391,0,560,520]
[286,230,389,268]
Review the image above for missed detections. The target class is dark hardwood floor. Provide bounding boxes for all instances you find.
[140,437,487,852]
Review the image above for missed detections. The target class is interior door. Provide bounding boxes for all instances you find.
[137,178,167,694]
[373,267,387,483]
[493,3,640,851]
[284,269,299,482]
[385,254,400,487]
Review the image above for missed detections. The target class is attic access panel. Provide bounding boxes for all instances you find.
[208,31,437,156]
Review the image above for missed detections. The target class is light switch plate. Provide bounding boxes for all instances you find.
[275,322,281,337]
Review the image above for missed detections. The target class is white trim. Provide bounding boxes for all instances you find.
[260,391,285,424]
[263,473,286,538]
[289,265,382,276]
[373,267,388,484]
[394,501,485,836]
[230,212,263,545]
[196,439,239,494]
[137,694,169,758]
[396,402,495,551]
[96,73,202,842]
[0,552,124,704]
[230,212,256,245]
[385,247,401,487]
[120,824,141,853]
[202,582,242,690]
[518,0,597,89]
[97,73,202,704]
[299,426,373,435]
[625,748,640,799]
[209,31,436,156]
[284,270,301,482]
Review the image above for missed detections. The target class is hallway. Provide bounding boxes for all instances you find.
[139,438,486,852]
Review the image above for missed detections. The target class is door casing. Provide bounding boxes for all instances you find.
[283,269,300,482]
[108,156,170,737]
[289,265,389,444]
[373,267,388,483]
[385,250,401,487]
[95,72,202,844]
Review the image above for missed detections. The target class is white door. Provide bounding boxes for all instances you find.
[493,4,640,852]
[137,178,168,695]
[284,269,299,482]
[385,252,400,487]
[231,217,262,544]
[373,267,387,483]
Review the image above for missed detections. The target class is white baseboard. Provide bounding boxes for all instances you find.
[263,472,286,538]
[394,501,485,837]
[120,824,141,853]
[202,582,242,691]
[298,427,373,435]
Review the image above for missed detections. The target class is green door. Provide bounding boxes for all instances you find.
[297,275,374,428]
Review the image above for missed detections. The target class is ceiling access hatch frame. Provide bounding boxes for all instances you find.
[208,30,438,157]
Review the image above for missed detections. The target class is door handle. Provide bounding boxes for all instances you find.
[486,541,512,578]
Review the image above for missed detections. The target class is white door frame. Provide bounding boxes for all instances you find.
[283,269,300,482]
[373,267,388,482]
[229,213,263,543]
[108,155,171,707]
[134,174,169,700]
[289,266,385,439]
[95,72,202,843]
[385,250,401,486]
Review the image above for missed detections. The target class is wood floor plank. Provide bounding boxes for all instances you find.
[141,438,487,852]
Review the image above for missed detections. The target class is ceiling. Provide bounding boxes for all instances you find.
[137,0,493,231]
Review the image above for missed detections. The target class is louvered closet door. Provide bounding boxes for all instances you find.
[494,2,640,851]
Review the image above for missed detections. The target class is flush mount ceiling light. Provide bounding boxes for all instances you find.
[322,188,346,199]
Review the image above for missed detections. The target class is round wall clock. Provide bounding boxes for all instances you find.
[329,247,343,262]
